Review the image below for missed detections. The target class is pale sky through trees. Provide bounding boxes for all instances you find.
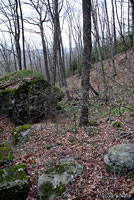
[0,0,130,49]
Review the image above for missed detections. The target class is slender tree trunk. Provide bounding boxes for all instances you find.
[104,0,116,77]
[18,0,26,69]
[10,33,17,71]
[50,0,59,118]
[57,14,70,99]
[80,0,92,125]
[15,0,22,70]
[111,0,117,54]
[40,21,50,82]
[130,0,134,47]
[128,1,132,47]
[68,26,73,75]
[115,0,127,56]
[92,7,108,101]
[58,35,70,99]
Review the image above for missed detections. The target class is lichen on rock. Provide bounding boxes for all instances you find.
[38,157,85,200]
[0,164,30,200]
[104,143,134,173]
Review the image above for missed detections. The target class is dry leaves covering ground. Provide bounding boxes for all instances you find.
[1,112,134,200]
[1,50,134,199]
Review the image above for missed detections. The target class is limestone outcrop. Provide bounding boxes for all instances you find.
[38,157,85,200]
[0,70,64,125]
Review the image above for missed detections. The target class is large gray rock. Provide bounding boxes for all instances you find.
[104,143,134,173]
[0,70,64,125]
[38,157,85,200]
[0,164,30,200]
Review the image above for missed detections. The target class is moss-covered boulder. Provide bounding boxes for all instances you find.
[0,164,30,200]
[38,157,85,200]
[0,70,64,125]
[12,124,32,145]
[104,143,134,173]
[0,144,14,164]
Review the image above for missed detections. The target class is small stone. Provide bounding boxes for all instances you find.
[86,126,101,136]
[112,121,122,128]
[12,124,32,145]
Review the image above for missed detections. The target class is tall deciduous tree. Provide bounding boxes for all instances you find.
[18,0,27,69]
[130,0,134,47]
[80,0,92,125]
[0,0,22,70]
[47,0,59,118]
[14,0,22,70]
[25,0,50,82]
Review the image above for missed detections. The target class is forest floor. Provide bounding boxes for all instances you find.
[1,105,134,200]
[1,49,134,199]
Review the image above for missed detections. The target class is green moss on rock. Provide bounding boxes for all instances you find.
[0,69,44,82]
[112,121,122,128]
[55,86,65,102]
[14,124,32,133]
[38,157,85,200]
[12,124,32,145]
[89,120,98,126]
[45,163,76,175]
[0,145,14,164]
[39,182,65,200]
[0,164,30,200]
[0,70,64,125]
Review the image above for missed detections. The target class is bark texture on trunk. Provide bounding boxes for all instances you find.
[80,0,92,125]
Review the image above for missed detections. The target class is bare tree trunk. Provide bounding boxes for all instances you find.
[58,33,70,99]
[128,1,132,47]
[80,0,92,125]
[56,12,70,99]
[111,0,117,54]
[92,6,108,101]
[10,33,17,71]
[15,0,22,70]
[26,43,33,70]
[50,0,59,118]
[130,0,134,47]
[18,0,26,69]
[115,0,127,56]
[40,21,50,82]
[104,0,116,77]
